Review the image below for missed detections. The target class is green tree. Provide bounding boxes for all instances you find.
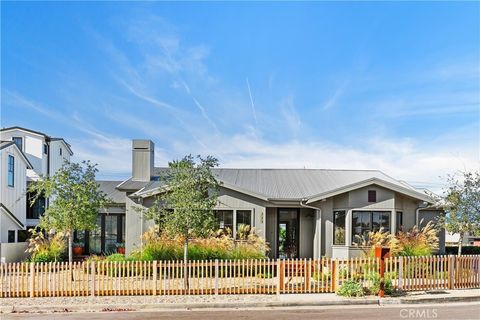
[442,170,480,256]
[144,155,219,288]
[28,161,108,262]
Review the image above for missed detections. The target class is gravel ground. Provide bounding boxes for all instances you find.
[1,294,278,308]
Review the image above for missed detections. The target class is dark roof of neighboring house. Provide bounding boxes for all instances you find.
[0,140,33,169]
[97,180,126,204]
[119,167,431,203]
[0,126,73,155]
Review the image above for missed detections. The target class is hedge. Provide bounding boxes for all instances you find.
[445,246,480,255]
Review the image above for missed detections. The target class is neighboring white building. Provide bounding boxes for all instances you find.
[0,127,73,262]
[0,141,33,262]
[0,141,33,242]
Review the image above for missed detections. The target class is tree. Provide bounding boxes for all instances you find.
[442,170,480,256]
[28,161,108,263]
[144,155,219,288]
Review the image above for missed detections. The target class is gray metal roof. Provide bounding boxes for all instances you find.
[213,168,408,200]
[122,168,428,201]
[97,180,126,204]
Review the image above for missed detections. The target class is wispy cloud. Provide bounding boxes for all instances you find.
[281,95,302,138]
[246,78,258,126]
[322,80,349,110]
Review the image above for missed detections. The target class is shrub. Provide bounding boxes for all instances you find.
[366,272,394,296]
[336,280,364,297]
[445,246,480,255]
[353,228,400,257]
[105,253,128,262]
[397,221,439,257]
[132,227,269,261]
[26,229,66,262]
[312,271,331,281]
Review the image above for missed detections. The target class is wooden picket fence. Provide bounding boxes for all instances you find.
[1,255,479,298]
[385,255,480,291]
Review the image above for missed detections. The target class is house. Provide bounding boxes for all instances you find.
[0,140,33,262]
[110,140,445,259]
[0,127,73,262]
[0,126,73,230]
[73,180,126,255]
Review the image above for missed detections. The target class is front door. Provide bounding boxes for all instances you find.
[277,208,300,258]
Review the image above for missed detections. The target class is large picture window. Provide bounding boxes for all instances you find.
[352,211,391,243]
[333,210,346,245]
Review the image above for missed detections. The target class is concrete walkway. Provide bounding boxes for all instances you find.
[1,289,479,314]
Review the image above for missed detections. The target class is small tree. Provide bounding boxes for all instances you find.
[28,161,108,262]
[442,171,480,256]
[144,155,219,288]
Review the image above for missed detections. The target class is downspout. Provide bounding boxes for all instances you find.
[300,199,322,259]
[415,201,429,226]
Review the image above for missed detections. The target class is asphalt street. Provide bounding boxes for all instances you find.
[3,302,480,320]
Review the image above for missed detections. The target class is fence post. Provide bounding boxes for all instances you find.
[90,262,95,297]
[331,259,337,292]
[29,262,35,298]
[448,255,455,290]
[214,259,219,295]
[153,261,158,296]
[276,259,282,295]
[398,256,403,291]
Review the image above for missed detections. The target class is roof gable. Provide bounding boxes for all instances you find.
[0,141,33,169]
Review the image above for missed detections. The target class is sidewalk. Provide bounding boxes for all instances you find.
[1,290,479,314]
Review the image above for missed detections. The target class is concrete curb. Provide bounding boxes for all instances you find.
[1,295,479,314]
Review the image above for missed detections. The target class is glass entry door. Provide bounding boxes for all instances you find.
[277,208,300,258]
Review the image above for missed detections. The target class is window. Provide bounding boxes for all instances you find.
[17,230,30,242]
[8,230,15,243]
[236,210,252,239]
[7,155,14,187]
[12,137,23,151]
[368,190,377,202]
[59,147,63,156]
[27,193,46,219]
[396,211,403,233]
[214,210,233,232]
[333,211,346,245]
[352,211,371,243]
[372,211,390,232]
[43,143,48,155]
[352,211,391,243]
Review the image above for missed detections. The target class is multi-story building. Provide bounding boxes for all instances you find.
[0,127,73,261]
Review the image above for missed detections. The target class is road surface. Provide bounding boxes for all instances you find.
[3,302,480,320]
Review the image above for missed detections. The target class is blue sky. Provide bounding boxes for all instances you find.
[2,2,479,191]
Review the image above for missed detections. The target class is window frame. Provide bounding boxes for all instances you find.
[214,210,234,233]
[7,154,15,187]
[43,143,49,155]
[352,210,391,243]
[235,209,252,239]
[8,230,15,243]
[59,147,63,156]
